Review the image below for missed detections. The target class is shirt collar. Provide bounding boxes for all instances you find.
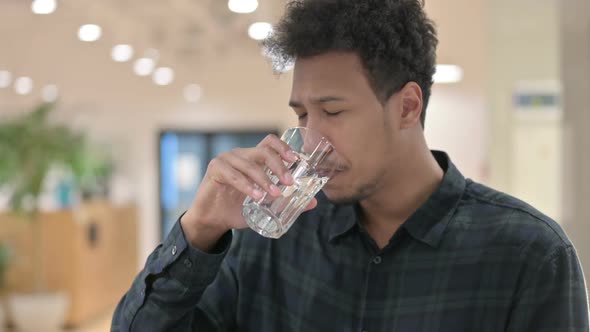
[327,150,466,247]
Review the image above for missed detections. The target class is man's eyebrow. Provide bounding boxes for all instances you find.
[288,96,347,108]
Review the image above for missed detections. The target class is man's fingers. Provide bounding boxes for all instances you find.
[303,198,318,212]
[258,135,298,163]
[210,158,263,200]
[218,152,281,197]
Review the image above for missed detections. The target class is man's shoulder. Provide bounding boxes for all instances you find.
[454,179,572,251]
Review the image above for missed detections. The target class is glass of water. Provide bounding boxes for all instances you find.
[242,127,338,238]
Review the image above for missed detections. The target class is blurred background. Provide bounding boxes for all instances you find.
[0,0,588,331]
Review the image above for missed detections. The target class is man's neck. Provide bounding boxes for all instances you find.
[359,147,444,250]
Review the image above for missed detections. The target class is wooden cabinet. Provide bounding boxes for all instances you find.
[0,201,138,327]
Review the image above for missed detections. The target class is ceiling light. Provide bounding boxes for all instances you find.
[111,44,134,62]
[78,24,102,42]
[31,0,57,15]
[133,58,155,76]
[0,70,12,88]
[42,84,59,102]
[228,0,258,14]
[248,22,272,41]
[14,77,33,95]
[433,64,463,84]
[183,84,202,103]
[153,67,174,86]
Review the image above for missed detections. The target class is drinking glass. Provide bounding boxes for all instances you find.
[242,127,338,238]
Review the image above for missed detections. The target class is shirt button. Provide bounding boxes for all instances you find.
[184,258,192,268]
[172,245,177,256]
[372,256,382,265]
[140,288,145,297]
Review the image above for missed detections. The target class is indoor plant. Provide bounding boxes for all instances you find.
[0,102,110,331]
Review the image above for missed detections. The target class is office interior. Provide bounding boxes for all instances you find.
[0,0,588,331]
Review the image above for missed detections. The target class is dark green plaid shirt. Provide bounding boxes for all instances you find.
[112,151,589,331]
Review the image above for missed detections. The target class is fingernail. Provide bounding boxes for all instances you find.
[283,172,294,184]
[286,150,298,161]
[252,189,263,199]
[269,184,280,195]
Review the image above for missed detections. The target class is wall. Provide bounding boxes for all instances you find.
[487,0,562,220]
[560,0,590,281]
[425,0,489,184]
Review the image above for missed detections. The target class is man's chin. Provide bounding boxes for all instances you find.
[321,188,363,205]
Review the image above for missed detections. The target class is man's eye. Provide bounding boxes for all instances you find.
[324,110,343,116]
[297,113,308,120]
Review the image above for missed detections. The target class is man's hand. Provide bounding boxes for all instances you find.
[181,134,318,251]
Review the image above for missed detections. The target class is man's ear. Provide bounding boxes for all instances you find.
[399,82,423,129]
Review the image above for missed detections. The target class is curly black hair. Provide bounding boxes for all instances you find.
[263,0,438,127]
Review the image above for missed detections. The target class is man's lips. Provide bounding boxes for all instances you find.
[317,168,345,179]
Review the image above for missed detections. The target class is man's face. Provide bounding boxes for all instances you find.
[290,52,404,204]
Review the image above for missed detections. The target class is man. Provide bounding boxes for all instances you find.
[112,0,589,331]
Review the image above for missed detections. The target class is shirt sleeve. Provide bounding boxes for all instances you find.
[111,216,234,332]
[506,244,589,331]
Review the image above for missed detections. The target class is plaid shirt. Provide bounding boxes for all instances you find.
[112,151,589,331]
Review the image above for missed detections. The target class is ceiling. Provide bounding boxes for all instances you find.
[1,0,547,111]
[0,0,283,63]
[0,0,286,109]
